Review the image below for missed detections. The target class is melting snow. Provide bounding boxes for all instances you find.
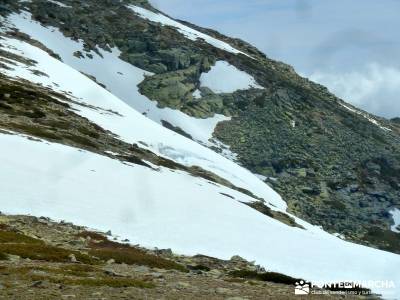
[340,102,391,132]
[255,174,267,181]
[1,133,399,299]
[128,5,251,57]
[200,61,263,93]
[209,139,238,161]
[47,0,71,8]
[192,89,202,99]
[390,209,400,233]
[0,34,285,211]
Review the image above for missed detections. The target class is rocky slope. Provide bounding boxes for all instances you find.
[0,214,375,300]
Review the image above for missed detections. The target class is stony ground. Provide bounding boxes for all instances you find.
[0,214,379,300]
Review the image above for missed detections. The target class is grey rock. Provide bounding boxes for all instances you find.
[175,281,191,289]
[216,287,233,295]
[68,254,77,263]
[147,272,164,279]
[132,265,150,273]
[230,255,247,262]
[208,269,222,278]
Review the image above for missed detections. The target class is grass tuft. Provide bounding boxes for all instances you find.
[30,274,155,288]
[0,243,97,264]
[229,269,300,285]
[0,230,44,244]
[87,238,187,272]
[187,264,210,272]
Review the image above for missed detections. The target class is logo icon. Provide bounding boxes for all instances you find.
[295,280,310,295]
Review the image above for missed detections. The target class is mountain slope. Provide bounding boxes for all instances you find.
[2,113,400,299]
[0,0,399,298]
[1,0,398,253]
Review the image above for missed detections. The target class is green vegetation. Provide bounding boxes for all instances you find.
[325,200,347,211]
[10,264,154,288]
[363,227,400,253]
[229,269,300,285]
[11,123,62,141]
[3,264,96,277]
[187,264,210,272]
[0,226,167,288]
[65,134,99,149]
[0,243,97,264]
[0,230,44,244]
[88,239,187,272]
[37,264,97,277]
[0,228,96,264]
[30,274,155,288]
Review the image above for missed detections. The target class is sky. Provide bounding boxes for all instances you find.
[149,0,400,119]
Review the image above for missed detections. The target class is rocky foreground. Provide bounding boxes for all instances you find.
[0,214,377,300]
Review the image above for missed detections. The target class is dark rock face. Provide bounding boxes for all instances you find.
[213,85,400,252]
[1,0,399,252]
[392,117,400,124]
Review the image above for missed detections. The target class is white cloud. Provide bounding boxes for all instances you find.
[308,63,400,118]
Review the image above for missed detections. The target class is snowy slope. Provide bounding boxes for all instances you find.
[4,12,229,146]
[1,133,400,299]
[0,33,286,211]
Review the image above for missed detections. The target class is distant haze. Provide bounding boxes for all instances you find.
[150,0,400,119]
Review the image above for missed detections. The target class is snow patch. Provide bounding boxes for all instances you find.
[200,61,263,93]
[209,139,238,161]
[128,5,251,57]
[47,0,71,8]
[255,174,267,181]
[192,89,202,99]
[332,232,346,239]
[340,102,391,132]
[390,209,400,233]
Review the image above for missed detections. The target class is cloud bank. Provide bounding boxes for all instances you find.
[309,63,400,118]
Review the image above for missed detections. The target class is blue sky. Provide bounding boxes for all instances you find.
[150,0,400,118]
